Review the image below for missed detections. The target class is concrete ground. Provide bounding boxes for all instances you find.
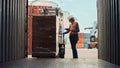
[0,48,120,68]
[65,48,98,59]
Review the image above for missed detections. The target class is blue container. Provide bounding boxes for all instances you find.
[84,38,90,44]
[84,44,89,48]
[84,33,90,38]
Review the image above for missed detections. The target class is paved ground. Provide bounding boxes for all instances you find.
[0,49,120,68]
[65,48,98,59]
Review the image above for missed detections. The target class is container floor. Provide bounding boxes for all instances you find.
[0,49,119,68]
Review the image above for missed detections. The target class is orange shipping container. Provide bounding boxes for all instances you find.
[28,16,32,55]
[33,9,42,15]
[27,5,53,55]
[77,38,84,44]
[78,33,84,38]
[76,43,84,48]
[28,6,33,15]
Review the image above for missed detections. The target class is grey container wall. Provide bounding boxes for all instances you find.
[0,0,28,63]
[97,0,120,66]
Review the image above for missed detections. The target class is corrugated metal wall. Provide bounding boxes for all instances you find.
[0,0,28,63]
[97,0,120,66]
[0,0,2,63]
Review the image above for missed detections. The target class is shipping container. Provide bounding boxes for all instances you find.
[84,44,89,48]
[28,16,32,55]
[32,6,43,15]
[28,1,58,55]
[97,0,120,66]
[84,33,90,38]
[0,0,28,63]
[77,38,84,44]
[84,38,90,44]
[84,33,90,44]
[76,43,84,48]
[28,6,32,15]
[78,33,84,38]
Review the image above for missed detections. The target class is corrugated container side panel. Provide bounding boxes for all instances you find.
[105,0,108,61]
[13,1,17,59]
[109,0,112,63]
[6,0,10,61]
[9,0,12,61]
[19,0,24,58]
[24,0,28,57]
[12,0,15,60]
[2,0,7,62]
[114,0,117,64]
[104,0,106,61]
[0,0,2,63]
[9,0,13,61]
[104,0,107,61]
[118,0,120,65]
[98,0,105,61]
[115,0,119,65]
[111,0,114,64]
[0,0,27,63]
[98,0,120,66]
[16,0,19,59]
[20,0,23,58]
[19,0,21,58]
[97,0,100,59]
[98,0,104,61]
[107,0,110,62]
[98,0,102,60]
[17,0,20,59]
[21,0,25,58]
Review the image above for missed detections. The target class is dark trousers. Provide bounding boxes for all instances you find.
[69,34,78,58]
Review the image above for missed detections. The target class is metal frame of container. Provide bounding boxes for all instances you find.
[97,0,120,66]
[0,0,28,63]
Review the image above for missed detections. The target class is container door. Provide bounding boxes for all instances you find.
[32,16,56,58]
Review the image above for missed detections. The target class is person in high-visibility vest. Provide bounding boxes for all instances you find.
[64,17,80,58]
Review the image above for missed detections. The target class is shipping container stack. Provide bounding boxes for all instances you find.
[76,33,84,48]
[0,0,28,63]
[84,33,90,48]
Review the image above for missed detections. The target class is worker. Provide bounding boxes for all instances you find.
[63,17,80,58]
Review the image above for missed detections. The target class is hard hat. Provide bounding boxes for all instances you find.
[67,15,74,20]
